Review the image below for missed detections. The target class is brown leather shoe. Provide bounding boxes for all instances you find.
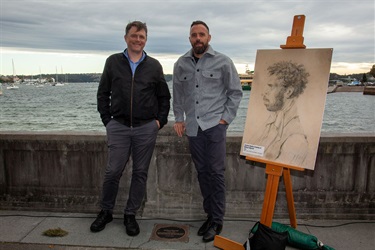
[202,222,223,242]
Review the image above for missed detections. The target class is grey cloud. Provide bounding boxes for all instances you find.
[1,0,374,67]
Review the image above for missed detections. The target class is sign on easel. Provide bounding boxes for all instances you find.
[240,48,332,170]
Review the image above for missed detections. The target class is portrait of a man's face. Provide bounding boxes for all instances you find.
[263,76,287,112]
[241,49,333,170]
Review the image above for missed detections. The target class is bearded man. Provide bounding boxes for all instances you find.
[172,20,243,242]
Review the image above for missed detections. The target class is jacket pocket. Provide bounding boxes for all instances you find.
[177,73,194,82]
[202,70,222,80]
[202,70,222,92]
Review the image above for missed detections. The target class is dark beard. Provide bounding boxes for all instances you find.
[264,90,285,112]
[193,42,208,55]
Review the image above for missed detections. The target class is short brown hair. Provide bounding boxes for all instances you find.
[125,21,148,36]
[190,20,209,33]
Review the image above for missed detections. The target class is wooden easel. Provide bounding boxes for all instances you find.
[214,15,307,250]
[246,158,304,229]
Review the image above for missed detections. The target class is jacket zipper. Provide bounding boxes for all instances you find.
[129,57,144,128]
[130,75,134,128]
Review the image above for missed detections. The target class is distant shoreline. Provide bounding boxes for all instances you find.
[327,85,375,95]
[335,86,364,92]
[327,85,364,93]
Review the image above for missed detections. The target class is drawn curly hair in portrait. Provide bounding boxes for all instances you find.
[254,60,310,166]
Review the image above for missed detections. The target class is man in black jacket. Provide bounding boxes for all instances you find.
[91,21,171,236]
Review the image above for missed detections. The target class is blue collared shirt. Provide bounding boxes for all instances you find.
[173,45,243,136]
[123,49,146,75]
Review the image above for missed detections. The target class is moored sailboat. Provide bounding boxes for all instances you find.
[7,59,19,90]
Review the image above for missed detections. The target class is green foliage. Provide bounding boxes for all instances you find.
[369,65,375,78]
[361,73,367,83]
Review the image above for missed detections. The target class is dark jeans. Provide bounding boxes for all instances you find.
[188,124,227,224]
[100,119,158,215]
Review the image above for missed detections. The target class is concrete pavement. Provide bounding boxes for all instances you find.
[0,210,374,250]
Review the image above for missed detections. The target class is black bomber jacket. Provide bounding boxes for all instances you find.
[97,51,171,129]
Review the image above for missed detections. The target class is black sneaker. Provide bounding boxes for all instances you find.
[202,222,223,242]
[197,216,212,236]
[90,210,113,232]
[124,214,140,236]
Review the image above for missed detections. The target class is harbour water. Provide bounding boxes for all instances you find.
[0,82,374,134]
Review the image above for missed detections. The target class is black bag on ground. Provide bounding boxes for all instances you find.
[243,221,288,250]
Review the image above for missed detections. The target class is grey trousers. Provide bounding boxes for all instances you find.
[188,124,227,225]
[100,119,158,215]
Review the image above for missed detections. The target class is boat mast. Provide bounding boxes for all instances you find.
[12,59,16,83]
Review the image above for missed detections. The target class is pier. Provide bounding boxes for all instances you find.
[0,127,374,220]
[327,85,365,93]
[327,85,375,95]
[363,86,375,95]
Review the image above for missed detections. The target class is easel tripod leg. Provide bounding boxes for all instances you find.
[260,164,283,227]
[283,168,297,228]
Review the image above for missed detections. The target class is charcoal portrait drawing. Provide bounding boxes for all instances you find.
[241,49,333,170]
[253,61,309,166]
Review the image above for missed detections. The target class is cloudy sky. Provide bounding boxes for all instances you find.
[1,0,374,76]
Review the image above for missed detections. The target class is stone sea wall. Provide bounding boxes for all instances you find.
[0,128,374,220]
